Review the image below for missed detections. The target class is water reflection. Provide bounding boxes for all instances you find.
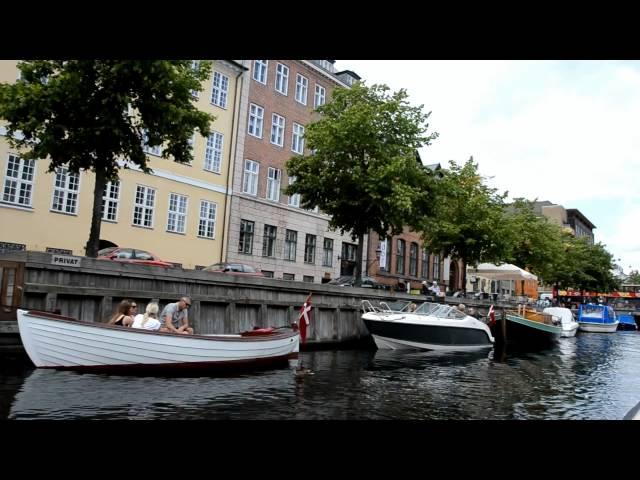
[5,332,640,420]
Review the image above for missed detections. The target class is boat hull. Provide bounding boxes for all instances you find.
[17,309,299,373]
[493,313,562,347]
[362,318,493,351]
[578,321,619,333]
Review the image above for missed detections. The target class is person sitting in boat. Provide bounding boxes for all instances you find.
[132,302,166,331]
[159,296,195,335]
[408,303,417,312]
[457,303,466,313]
[107,299,136,327]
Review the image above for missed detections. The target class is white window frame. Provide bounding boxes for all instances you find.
[275,63,289,95]
[167,192,188,234]
[133,185,156,228]
[314,84,326,107]
[51,166,80,215]
[101,180,120,222]
[266,167,281,202]
[295,74,308,105]
[210,71,229,108]
[248,103,264,139]
[191,61,200,98]
[270,113,285,147]
[292,123,305,154]
[287,176,300,207]
[142,130,162,156]
[242,159,259,196]
[2,154,35,207]
[204,131,224,173]
[198,200,217,239]
[253,60,268,84]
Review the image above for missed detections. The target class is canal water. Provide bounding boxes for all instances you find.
[2,331,640,420]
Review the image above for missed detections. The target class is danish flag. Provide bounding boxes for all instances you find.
[488,305,496,328]
[298,294,312,344]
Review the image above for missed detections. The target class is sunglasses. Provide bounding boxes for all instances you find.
[131,305,138,308]
[182,300,191,308]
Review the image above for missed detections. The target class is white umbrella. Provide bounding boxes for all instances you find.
[467,263,538,281]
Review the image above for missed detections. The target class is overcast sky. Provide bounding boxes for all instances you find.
[337,60,640,275]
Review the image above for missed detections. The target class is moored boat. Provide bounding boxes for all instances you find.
[17,309,299,373]
[577,304,619,333]
[543,307,579,337]
[361,300,494,351]
[492,305,563,347]
[617,314,637,331]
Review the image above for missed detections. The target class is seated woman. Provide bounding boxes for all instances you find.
[107,299,136,327]
[132,302,166,331]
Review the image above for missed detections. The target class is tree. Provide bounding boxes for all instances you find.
[418,157,510,289]
[285,83,439,285]
[627,270,640,284]
[502,198,567,282]
[0,60,214,257]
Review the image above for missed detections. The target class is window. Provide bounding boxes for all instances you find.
[283,273,295,281]
[275,63,289,95]
[303,276,314,283]
[248,104,264,138]
[262,224,277,257]
[291,123,305,154]
[322,238,333,267]
[210,71,229,108]
[204,132,223,173]
[433,254,441,281]
[142,130,162,156]
[198,200,217,239]
[266,167,281,202]
[252,60,268,84]
[167,193,188,234]
[133,185,156,228]
[422,248,429,278]
[284,229,297,261]
[295,74,308,105]
[396,239,405,274]
[270,113,285,147]
[314,84,326,107]
[191,61,200,98]
[304,234,316,264]
[2,154,35,207]
[242,160,259,195]
[262,270,274,278]
[101,181,120,221]
[409,242,418,276]
[51,167,80,214]
[288,176,300,207]
[238,219,254,254]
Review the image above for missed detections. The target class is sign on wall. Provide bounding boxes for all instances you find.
[51,254,82,267]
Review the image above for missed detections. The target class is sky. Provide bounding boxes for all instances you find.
[337,60,640,275]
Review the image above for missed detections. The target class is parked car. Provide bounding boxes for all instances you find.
[96,247,174,267]
[328,275,389,289]
[203,262,264,276]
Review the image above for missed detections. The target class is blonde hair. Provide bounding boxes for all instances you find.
[142,302,159,327]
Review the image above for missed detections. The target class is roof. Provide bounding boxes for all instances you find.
[335,70,362,80]
[566,208,596,230]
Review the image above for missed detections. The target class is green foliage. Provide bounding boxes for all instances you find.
[0,60,214,256]
[419,157,510,271]
[285,82,438,283]
[628,270,640,284]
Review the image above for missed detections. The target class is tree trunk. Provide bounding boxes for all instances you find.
[85,168,107,257]
[460,257,467,293]
[354,232,365,286]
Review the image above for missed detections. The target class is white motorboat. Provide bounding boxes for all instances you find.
[543,307,579,337]
[361,300,494,351]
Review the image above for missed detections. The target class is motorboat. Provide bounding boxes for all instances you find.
[577,304,619,333]
[616,314,637,331]
[493,305,563,347]
[16,309,299,373]
[543,307,579,337]
[361,300,494,351]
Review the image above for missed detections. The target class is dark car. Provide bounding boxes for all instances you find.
[203,262,264,276]
[96,247,174,267]
[327,275,389,289]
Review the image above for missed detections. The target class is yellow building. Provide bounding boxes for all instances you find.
[0,60,249,269]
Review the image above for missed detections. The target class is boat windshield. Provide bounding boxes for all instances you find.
[414,303,467,320]
[580,304,605,319]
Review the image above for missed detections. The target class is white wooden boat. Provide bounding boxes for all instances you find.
[17,309,299,373]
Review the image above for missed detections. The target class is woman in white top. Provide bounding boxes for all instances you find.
[132,302,164,331]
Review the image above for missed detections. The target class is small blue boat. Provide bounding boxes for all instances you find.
[578,304,619,333]
[617,314,638,331]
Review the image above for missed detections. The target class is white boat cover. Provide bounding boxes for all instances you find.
[543,307,577,330]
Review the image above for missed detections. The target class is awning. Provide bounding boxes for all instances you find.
[467,263,538,281]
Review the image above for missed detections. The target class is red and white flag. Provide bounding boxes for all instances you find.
[488,305,496,327]
[298,294,312,344]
